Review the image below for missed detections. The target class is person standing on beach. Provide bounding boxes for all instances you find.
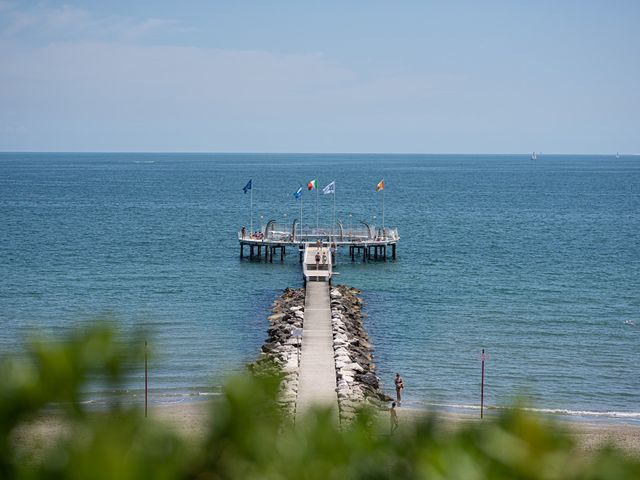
[390,401,399,434]
[394,373,404,406]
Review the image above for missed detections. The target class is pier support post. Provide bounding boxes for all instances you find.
[240,243,244,258]
[280,246,284,261]
[250,245,254,259]
[383,245,387,261]
[392,243,396,260]
[258,245,262,258]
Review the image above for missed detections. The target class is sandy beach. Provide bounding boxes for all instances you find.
[393,407,640,456]
[12,401,640,458]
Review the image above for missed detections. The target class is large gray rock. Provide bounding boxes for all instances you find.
[355,372,379,388]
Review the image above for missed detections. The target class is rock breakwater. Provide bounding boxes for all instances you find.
[248,287,305,415]
[250,284,390,422]
[330,285,391,423]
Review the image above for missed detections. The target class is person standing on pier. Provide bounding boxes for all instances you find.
[241,226,246,239]
[394,373,404,406]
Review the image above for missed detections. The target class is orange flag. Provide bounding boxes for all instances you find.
[376,179,384,192]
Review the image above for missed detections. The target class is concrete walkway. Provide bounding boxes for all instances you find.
[295,281,339,422]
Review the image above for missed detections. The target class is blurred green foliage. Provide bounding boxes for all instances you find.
[1,325,638,479]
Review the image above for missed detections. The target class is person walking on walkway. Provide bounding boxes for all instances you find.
[394,373,404,406]
[390,401,399,434]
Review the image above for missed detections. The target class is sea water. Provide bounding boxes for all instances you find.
[0,153,638,421]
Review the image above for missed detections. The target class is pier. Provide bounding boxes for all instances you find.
[295,281,339,421]
[242,220,399,423]
[238,221,399,263]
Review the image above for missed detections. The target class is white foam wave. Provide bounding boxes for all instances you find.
[526,408,640,419]
[426,403,640,419]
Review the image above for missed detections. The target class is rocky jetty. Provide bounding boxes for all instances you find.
[330,285,391,423]
[250,284,390,422]
[248,287,305,415]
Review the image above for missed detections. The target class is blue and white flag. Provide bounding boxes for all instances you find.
[243,179,252,194]
[322,180,335,195]
[293,186,303,199]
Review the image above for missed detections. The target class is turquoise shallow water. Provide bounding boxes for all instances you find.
[1,153,639,421]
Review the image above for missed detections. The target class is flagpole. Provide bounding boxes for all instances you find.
[250,182,253,234]
[300,193,303,240]
[333,183,336,242]
[316,184,319,230]
[382,186,385,238]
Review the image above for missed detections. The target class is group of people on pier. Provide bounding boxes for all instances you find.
[241,226,264,240]
[313,240,337,267]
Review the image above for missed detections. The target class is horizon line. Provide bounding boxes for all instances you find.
[0,151,637,156]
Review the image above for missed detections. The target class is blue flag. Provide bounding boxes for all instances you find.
[243,179,252,194]
[293,186,303,199]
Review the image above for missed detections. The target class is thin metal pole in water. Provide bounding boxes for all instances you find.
[250,183,253,234]
[145,340,148,418]
[480,348,485,419]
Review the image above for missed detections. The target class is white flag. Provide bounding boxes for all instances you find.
[322,180,335,195]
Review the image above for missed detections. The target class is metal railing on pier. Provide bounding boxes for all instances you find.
[238,225,399,245]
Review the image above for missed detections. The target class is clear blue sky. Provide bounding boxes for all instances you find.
[0,0,638,153]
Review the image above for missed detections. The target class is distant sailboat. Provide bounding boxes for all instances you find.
[616,152,620,159]
[531,152,537,160]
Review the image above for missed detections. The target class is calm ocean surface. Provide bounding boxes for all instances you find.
[1,153,638,421]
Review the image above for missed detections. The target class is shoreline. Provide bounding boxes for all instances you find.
[14,400,640,457]
[393,406,640,456]
[140,392,640,427]
[394,400,640,427]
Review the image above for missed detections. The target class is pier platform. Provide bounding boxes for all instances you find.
[238,221,399,262]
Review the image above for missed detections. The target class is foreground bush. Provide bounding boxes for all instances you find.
[1,326,638,479]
